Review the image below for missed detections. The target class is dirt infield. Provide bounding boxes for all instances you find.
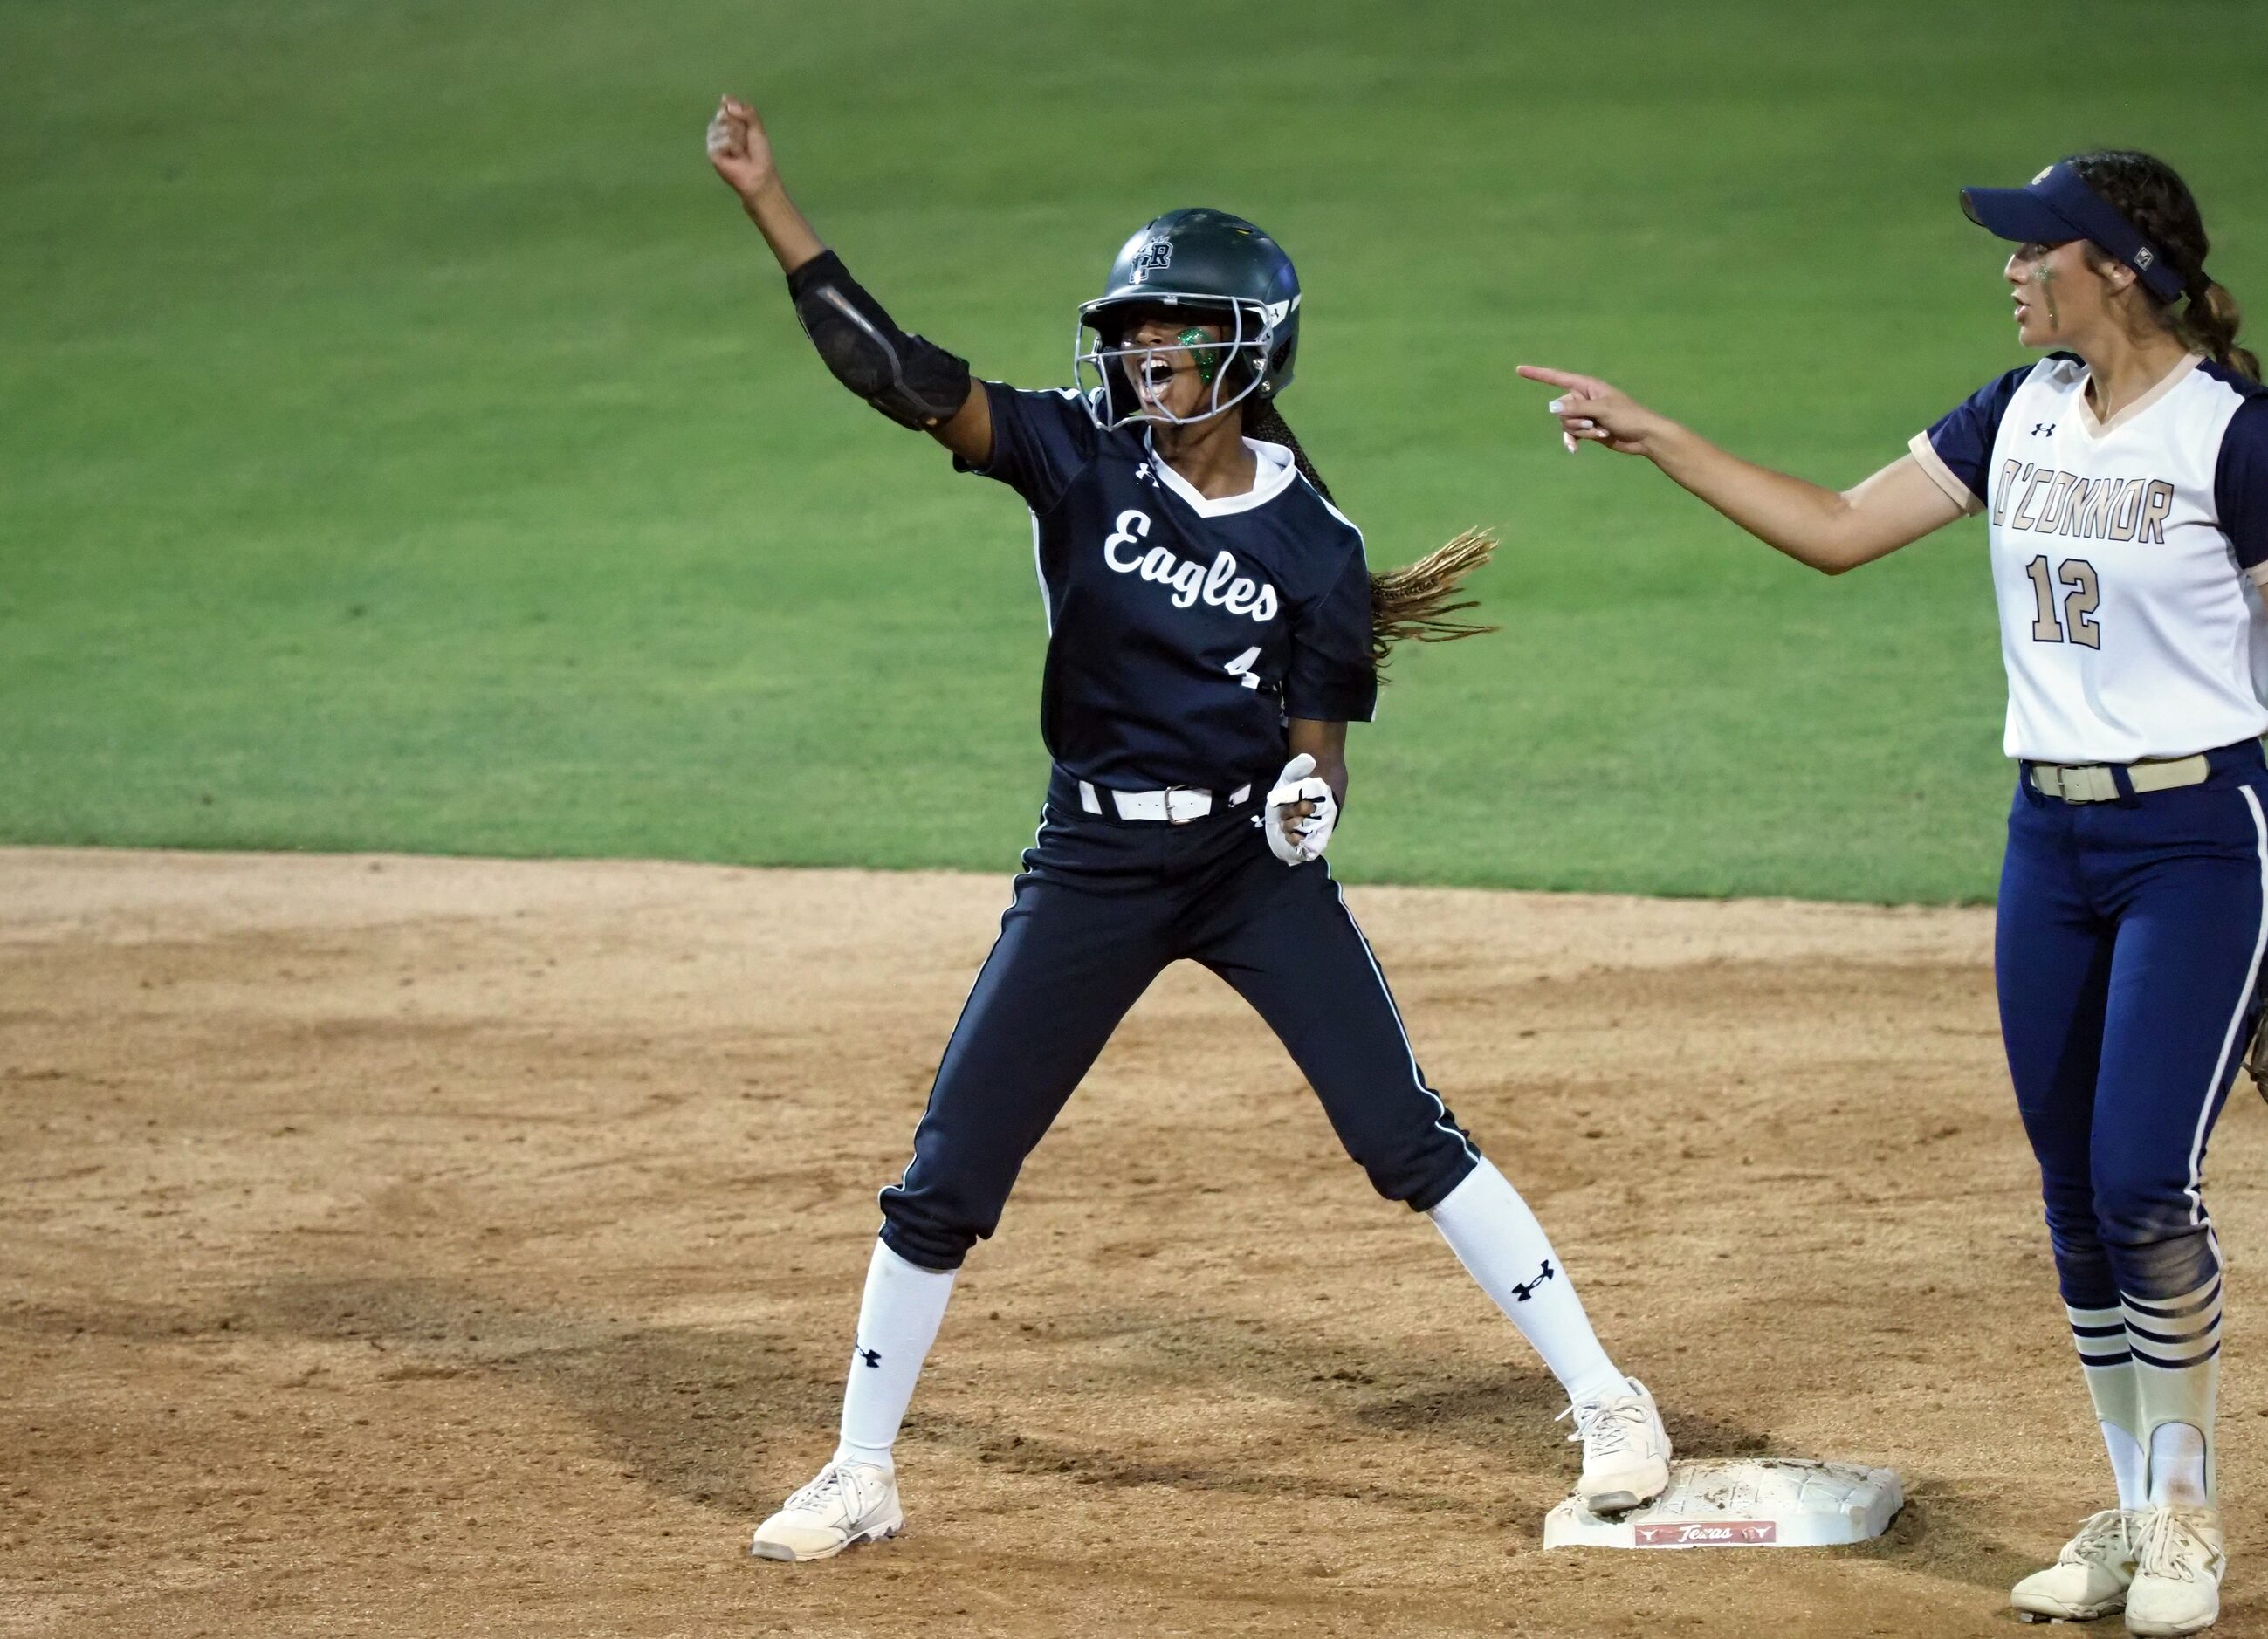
[4,848,2265,1637]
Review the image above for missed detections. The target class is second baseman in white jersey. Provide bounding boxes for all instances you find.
[1523,149,2265,1636]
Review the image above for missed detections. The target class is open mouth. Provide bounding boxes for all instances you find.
[1137,354,1176,396]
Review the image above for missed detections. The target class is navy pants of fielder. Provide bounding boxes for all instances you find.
[1998,739,2268,1316]
[877,779,1483,1272]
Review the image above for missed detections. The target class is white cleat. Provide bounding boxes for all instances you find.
[2012,1509,2135,1623]
[1564,1376,1671,1517]
[2124,1505,2224,1636]
[750,1459,904,1563]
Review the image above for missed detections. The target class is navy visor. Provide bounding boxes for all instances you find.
[1960,162,2188,304]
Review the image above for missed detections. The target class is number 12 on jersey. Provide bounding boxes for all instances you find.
[2024,555,2102,650]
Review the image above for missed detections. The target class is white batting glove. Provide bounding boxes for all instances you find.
[1264,752,1338,866]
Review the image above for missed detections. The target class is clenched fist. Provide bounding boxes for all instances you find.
[706,95,778,202]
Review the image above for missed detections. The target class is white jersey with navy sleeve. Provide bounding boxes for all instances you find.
[1909,353,2268,764]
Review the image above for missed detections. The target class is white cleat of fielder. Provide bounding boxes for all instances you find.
[2123,1505,2224,1636]
[2011,1508,2136,1623]
[750,1459,904,1562]
[1564,1377,1671,1516]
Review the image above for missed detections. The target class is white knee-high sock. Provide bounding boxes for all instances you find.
[1427,1158,1625,1404]
[833,1239,956,1471]
[2066,1301,2148,1511]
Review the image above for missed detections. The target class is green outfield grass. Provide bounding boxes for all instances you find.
[5,0,2264,901]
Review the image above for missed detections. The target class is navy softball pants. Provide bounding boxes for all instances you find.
[1997,740,2268,1313]
[876,784,1482,1272]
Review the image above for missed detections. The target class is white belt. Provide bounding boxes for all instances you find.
[2028,753,2210,803]
[1078,779,1254,823]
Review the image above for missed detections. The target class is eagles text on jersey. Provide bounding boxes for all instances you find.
[955,384,1377,793]
[1912,353,2268,764]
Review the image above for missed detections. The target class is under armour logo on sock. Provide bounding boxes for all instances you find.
[1510,1259,1556,1302]
[855,1345,882,1368]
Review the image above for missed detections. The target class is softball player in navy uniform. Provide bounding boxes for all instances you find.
[707,94,1673,1559]
[1525,151,2265,1635]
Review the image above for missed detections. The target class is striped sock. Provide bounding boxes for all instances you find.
[2122,1279,2222,1507]
[2067,1301,2146,1511]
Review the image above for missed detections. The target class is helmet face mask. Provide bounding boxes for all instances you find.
[1073,298,1277,429]
[1070,207,1302,431]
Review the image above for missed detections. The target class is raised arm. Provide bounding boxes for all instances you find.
[1515,366,1965,575]
[706,97,992,465]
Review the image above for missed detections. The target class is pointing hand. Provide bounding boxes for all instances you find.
[1515,365,1667,457]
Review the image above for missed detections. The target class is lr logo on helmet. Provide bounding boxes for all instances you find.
[1129,239,1172,284]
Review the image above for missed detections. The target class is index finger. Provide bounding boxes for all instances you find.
[1515,365,1589,390]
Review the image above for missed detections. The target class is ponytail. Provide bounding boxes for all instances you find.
[1242,398,1499,671]
[2189,279,2261,382]
[2069,150,2259,381]
[1367,530,1499,667]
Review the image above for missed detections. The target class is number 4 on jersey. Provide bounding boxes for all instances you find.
[1223,646,1262,689]
[2024,554,2102,650]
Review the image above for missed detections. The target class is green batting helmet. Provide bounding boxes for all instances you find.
[1075,208,1302,427]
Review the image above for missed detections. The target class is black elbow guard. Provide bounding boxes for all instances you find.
[786,250,972,429]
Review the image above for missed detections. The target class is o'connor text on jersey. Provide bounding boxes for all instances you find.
[1993,466,2177,542]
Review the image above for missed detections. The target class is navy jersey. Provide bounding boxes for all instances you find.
[956,382,1378,792]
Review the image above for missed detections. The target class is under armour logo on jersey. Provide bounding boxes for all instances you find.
[854,1345,882,1368]
[2031,423,2057,437]
[1510,1258,1556,1302]
[1134,461,1153,483]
